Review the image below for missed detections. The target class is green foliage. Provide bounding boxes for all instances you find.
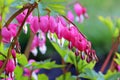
[14,66,24,80]
[106,72,120,80]
[116,18,120,29]
[38,74,48,80]
[51,41,67,58]
[17,54,28,66]
[51,41,96,73]
[56,72,76,80]
[40,0,68,15]
[79,69,104,80]
[78,59,96,73]
[31,59,64,69]
[114,52,120,65]
[0,43,8,60]
[0,0,14,21]
[98,16,120,38]
[104,70,117,80]
[98,16,114,31]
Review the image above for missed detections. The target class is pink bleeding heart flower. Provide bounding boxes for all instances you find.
[82,7,89,18]
[55,22,65,39]
[30,16,40,33]
[49,16,57,33]
[2,78,13,80]
[1,27,13,43]
[24,59,39,77]
[39,16,49,33]
[8,24,18,36]
[16,9,33,24]
[1,24,17,43]
[24,68,31,77]
[31,35,39,56]
[11,49,16,65]
[67,11,74,22]
[74,3,83,16]
[5,59,15,73]
[117,65,120,72]
[56,16,67,27]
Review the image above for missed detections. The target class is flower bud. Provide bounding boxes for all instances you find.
[5,59,15,73]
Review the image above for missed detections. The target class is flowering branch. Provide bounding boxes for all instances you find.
[0,2,38,75]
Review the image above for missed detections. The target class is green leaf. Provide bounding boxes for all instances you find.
[98,16,114,31]
[78,59,96,73]
[38,74,48,80]
[51,42,67,58]
[40,0,68,15]
[79,69,104,80]
[0,43,8,60]
[14,66,23,80]
[114,52,120,65]
[106,72,120,80]
[116,18,120,30]
[56,72,76,80]
[113,27,119,38]
[31,60,64,69]
[17,54,28,66]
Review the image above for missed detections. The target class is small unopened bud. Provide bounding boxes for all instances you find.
[75,49,79,56]
[81,52,85,60]
[11,49,16,59]
[68,42,73,50]
[5,59,15,73]
[86,57,92,63]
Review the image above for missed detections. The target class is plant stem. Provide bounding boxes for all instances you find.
[24,31,35,59]
[0,52,6,58]
[100,33,120,73]
[75,56,79,80]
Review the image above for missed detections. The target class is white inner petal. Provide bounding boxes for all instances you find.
[39,45,47,54]
[31,48,38,56]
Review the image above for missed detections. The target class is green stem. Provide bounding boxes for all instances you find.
[75,56,79,80]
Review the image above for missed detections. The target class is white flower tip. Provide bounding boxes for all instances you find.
[23,23,28,34]
[31,48,38,56]
[39,45,47,54]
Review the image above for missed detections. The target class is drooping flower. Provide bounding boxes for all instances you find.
[117,65,120,72]
[5,59,15,73]
[67,11,74,22]
[1,24,17,43]
[31,31,46,55]
[74,3,83,16]
[5,59,16,78]
[30,16,40,33]
[16,9,33,24]
[74,3,88,23]
[24,59,39,80]
[1,27,12,43]
[39,15,49,33]
[11,49,17,65]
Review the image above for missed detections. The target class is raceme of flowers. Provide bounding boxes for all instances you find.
[0,3,97,79]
